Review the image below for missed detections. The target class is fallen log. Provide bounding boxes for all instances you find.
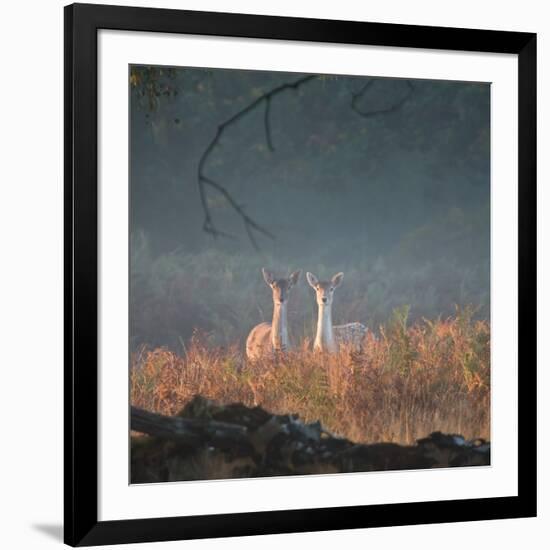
[131,396,490,483]
[131,406,249,448]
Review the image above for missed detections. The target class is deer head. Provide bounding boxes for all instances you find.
[306,272,344,307]
[262,268,301,306]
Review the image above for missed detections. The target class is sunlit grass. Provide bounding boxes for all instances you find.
[131,306,489,445]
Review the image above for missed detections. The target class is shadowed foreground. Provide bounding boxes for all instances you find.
[131,396,490,483]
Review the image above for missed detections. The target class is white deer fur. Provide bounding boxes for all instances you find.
[307,271,367,352]
[246,268,301,360]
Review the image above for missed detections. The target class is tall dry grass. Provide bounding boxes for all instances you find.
[131,306,489,445]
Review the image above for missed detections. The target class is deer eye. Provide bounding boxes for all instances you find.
[330,287,334,292]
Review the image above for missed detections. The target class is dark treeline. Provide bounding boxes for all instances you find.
[130,66,490,351]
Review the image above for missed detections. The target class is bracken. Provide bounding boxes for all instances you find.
[131,307,489,445]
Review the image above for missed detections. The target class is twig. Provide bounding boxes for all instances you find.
[351,79,415,118]
[198,75,316,247]
[264,96,274,152]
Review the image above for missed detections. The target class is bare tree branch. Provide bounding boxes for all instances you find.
[351,78,415,118]
[198,75,316,248]
[197,75,415,248]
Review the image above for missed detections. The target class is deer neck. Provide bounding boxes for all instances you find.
[315,304,336,352]
[271,302,289,352]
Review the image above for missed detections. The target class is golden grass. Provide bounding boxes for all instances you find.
[131,306,489,445]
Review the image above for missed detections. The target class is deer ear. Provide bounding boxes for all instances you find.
[262,268,275,286]
[306,272,318,288]
[288,270,301,287]
[331,272,344,288]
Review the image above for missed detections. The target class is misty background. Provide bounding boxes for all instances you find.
[130,66,490,351]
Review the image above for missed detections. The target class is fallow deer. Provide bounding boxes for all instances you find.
[246,268,301,360]
[306,271,367,352]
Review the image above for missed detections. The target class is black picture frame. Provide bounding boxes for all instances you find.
[64,2,537,546]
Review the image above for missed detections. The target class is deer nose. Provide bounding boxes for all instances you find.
[322,297,328,303]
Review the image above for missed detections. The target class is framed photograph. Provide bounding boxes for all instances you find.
[64,2,537,546]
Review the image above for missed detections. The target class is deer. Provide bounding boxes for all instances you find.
[246,268,301,360]
[306,271,367,353]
